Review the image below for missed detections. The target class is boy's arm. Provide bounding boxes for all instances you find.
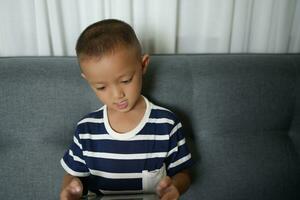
[60,173,83,200]
[156,169,191,199]
[171,169,191,194]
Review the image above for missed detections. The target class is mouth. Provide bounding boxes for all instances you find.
[115,100,128,110]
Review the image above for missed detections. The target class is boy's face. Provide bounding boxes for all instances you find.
[80,47,149,113]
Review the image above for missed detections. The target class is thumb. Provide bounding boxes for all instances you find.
[60,178,83,200]
[68,179,83,194]
[156,176,172,196]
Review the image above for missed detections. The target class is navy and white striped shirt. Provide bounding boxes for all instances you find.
[61,97,193,194]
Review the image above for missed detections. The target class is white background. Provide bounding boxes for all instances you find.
[0,0,300,56]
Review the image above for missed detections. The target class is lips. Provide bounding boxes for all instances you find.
[115,100,128,110]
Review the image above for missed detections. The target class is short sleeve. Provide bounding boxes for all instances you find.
[60,127,90,177]
[165,119,194,177]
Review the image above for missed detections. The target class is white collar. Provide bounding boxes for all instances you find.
[103,96,151,140]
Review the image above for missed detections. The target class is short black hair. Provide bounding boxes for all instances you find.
[76,19,142,61]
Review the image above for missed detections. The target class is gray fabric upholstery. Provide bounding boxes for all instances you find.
[0,55,299,200]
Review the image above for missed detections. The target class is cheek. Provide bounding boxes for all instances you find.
[93,90,109,103]
[128,78,142,94]
[133,73,143,89]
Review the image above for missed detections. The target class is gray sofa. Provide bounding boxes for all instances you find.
[0,55,299,200]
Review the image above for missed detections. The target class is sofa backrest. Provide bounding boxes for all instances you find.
[0,55,299,200]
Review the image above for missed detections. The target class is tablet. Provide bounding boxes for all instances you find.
[83,193,159,200]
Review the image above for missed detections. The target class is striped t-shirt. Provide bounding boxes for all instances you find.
[61,97,193,194]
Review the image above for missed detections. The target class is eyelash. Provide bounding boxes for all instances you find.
[121,78,132,84]
[95,77,132,91]
[96,87,105,91]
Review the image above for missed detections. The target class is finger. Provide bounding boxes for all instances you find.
[160,188,179,200]
[61,189,81,200]
[69,179,83,195]
[60,179,83,200]
[157,183,174,197]
[158,176,172,189]
[156,176,172,196]
[60,189,75,200]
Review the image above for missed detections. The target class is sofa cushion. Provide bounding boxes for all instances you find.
[0,55,299,200]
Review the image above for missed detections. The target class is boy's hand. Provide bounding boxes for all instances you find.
[60,177,83,200]
[156,176,180,200]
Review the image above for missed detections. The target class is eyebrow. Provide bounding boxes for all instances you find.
[91,71,135,84]
[118,70,135,80]
[118,73,134,79]
[93,81,105,85]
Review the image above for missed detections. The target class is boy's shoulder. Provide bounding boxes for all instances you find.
[77,105,105,125]
[150,101,180,124]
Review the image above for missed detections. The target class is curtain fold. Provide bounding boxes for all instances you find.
[1,0,299,56]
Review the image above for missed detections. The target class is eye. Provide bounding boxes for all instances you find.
[121,78,132,84]
[96,86,105,91]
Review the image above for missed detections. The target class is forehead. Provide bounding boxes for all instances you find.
[80,47,140,82]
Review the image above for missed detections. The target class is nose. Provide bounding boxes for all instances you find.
[112,85,125,99]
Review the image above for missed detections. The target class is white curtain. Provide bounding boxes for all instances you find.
[0,0,300,56]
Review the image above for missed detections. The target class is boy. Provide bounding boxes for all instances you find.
[60,19,193,200]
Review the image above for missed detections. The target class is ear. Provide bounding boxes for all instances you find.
[141,54,150,75]
[81,73,87,80]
